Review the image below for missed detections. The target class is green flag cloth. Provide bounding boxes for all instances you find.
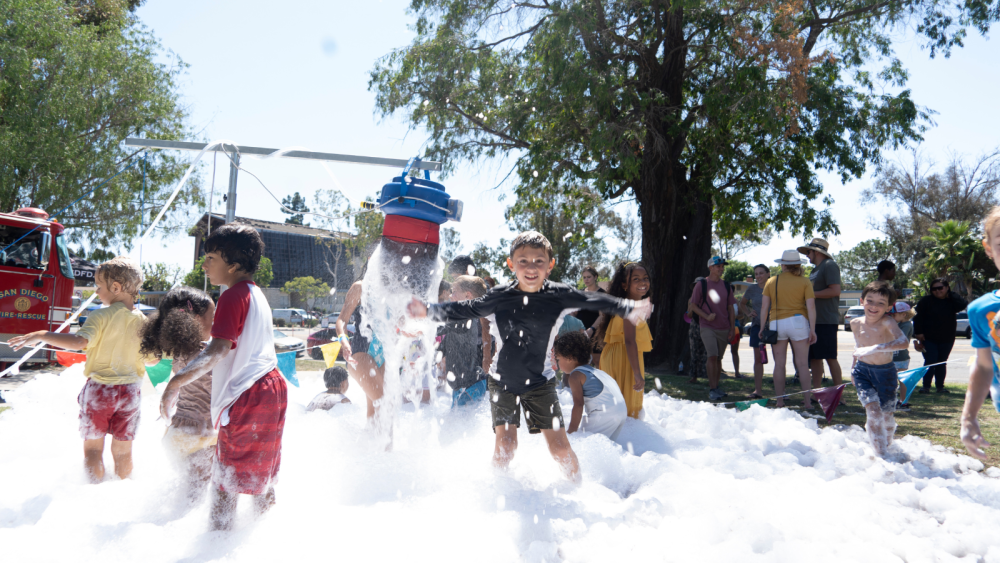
[146,359,173,388]
[735,398,768,411]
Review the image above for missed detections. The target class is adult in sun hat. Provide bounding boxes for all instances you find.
[758,250,817,409]
[797,237,844,393]
[688,256,736,401]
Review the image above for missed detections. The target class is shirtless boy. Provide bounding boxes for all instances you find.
[850,280,909,456]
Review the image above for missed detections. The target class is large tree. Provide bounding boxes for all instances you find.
[1,0,199,250]
[370,0,997,368]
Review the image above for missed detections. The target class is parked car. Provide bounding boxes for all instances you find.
[956,311,971,339]
[843,306,865,331]
[272,308,306,326]
[273,329,306,357]
[306,325,355,361]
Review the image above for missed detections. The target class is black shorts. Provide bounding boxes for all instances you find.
[809,324,839,360]
[488,377,564,434]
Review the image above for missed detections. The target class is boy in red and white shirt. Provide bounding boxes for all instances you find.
[160,224,286,530]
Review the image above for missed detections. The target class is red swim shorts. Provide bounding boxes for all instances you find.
[78,379,142,441]
[213,369,287,495]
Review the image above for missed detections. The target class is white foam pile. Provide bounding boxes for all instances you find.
[2,365,1000,562]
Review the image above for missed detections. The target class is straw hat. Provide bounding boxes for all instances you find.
[797,237,833,258]
[775,250,807,265]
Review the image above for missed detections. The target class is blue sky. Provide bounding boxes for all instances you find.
[133,0,999,277]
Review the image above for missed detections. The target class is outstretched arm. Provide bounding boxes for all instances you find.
[961,347,994,460]
[853,317,909,358]
[417,292,501,322]
[8,331,88,351]
[159,338,231,421]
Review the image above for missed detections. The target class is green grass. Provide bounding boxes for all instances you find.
[0,406,10,416]
[645,370,1000,468]
[295,358,328,372]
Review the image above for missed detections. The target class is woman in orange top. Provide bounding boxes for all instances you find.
[594,262,653,418]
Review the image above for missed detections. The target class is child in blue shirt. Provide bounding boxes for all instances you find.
[961,207,1000,460]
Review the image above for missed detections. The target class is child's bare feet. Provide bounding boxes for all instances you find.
[83,438,105,484]
[210,488,237,531]
[253,487,276,517]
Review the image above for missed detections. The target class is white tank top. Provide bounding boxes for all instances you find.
[573,365,626,415]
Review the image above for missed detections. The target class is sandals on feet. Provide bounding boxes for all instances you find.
[747,392,764,400]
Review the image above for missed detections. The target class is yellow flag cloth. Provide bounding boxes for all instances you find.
[321,341,342,369]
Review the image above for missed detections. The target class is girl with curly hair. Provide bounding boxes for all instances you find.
[592,262,653,418]
[140,286,216,501]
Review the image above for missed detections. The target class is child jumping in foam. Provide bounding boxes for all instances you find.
[307,367,352,411]
[408,231,651,482]
[961,206,1000,461]
[552,331,627,441]
[849,280,909,457]
[158,224,286,530]
[11,257,151,483]
[139,286,217,501]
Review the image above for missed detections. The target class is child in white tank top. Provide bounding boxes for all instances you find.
[553,332,627,441]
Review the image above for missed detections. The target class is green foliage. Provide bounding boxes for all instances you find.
[0,0,200,249]
[141,262,182,292]
[72,246,115,263]
[439,227,463,264]
[863,149,1000,273]
[183,255,273,289]
[311,191,384,282]
[254,257,274,288]
[922,220,980,300]
[281,276,330,309]
[504,188,615,283]
[368,0,997,366]
[470,241,509,282]
[281,192,310,226]
[68,0,147,27]
[835,239,896,290]
[723,261,753,283]
[183,257,214,290]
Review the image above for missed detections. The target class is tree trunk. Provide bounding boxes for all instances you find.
[637,154,713,371]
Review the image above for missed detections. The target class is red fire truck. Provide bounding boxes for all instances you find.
[0,208,76,367]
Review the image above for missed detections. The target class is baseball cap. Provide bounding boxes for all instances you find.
[707,256,728,267]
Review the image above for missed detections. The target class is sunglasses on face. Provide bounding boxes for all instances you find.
[931,286,947,291]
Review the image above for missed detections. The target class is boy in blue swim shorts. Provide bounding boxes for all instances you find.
[849,280,909,457]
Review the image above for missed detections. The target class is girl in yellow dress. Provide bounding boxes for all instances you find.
[594,262,652,418]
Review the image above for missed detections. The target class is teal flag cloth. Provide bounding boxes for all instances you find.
[276,352,299,387]
[898,367,928,404]
[735,398,768,411]
[146,359,173,388]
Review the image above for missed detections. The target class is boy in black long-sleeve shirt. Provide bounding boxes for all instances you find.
[408,231,651,481]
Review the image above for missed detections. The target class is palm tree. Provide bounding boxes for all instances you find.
[921,220,979,301]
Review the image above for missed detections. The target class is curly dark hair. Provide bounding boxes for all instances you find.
[592,261,650,347]
[204,223,264,275]
[140,286,214,362]
[323,366,349,389]
[553,331,592,366]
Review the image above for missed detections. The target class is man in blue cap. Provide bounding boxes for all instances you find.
[689,256,736,400]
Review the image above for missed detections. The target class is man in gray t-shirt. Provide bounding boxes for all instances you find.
[798,237,843,391]
[739,264,770,399]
